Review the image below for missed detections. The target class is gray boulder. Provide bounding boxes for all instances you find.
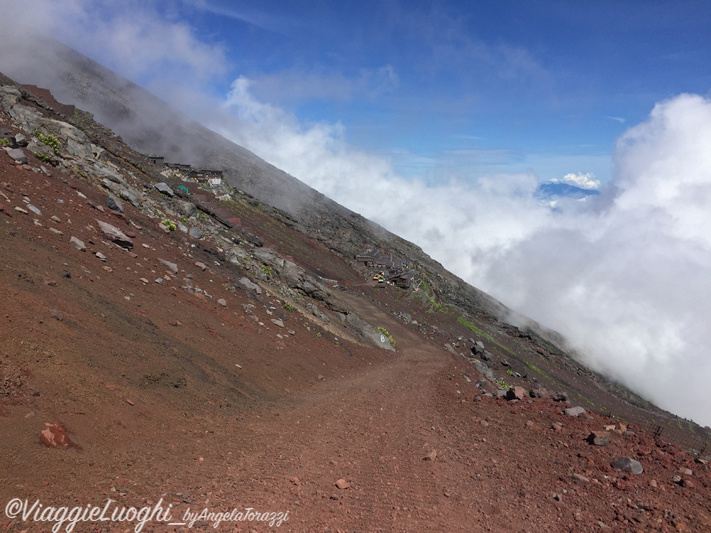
[471,359,496,382]
[96,220,133,249]
[5,147,27,164]
[238,277,262,294]
[69,236,86,252]
[564,406,586,417]
[174,199,196,218]
[106,194,124,213]
[158,259,178,273]
[610,457,643,475]
[119,187,142,208]
[154,182,174,197]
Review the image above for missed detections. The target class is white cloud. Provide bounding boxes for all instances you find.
[211,82,711,427]
[0,0,227,84]
[550,172,601,190]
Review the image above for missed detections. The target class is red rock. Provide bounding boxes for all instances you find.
[588,431,611,446]
[506,386,527,401]
[335,478,350,489]
[40,423,69,447]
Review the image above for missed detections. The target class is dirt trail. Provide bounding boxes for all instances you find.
[217,293,460,531]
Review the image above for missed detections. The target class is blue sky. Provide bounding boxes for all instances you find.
[135,0,711,185]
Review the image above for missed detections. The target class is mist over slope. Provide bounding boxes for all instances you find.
[1,29,710,427]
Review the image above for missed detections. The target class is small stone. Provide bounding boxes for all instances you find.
[335,479,350,489]
[588,431,611,446]
[49,227,63,235]
[610,457,643,475]
[682,479,694,489]
[95,252,107,261]
[678,467,693,476]
[217,298,227,307]
[572,473,590,483]
[155,278,164,285]
[50,309,63,321]
[69,236,86,252]
[271,318,284,328]
[195,261,207,271]
[552,391,569,402]
[159,259,178,273]
[423,450,437,461]
[27,204,42,215]
[40,423,69,447]
[14,206,28,214]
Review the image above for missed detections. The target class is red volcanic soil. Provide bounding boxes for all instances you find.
[1,109,710,533]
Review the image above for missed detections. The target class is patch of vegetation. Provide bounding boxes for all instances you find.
[457,317,516,356]
[0,138,12,147]
[161,219,177,231]
[497,380,511,390]
[506,368,513,376]
[262,266,272,276]
[377,327,395,348]
[33,131,59,154]
[283,303,294,312]
[525,361,546,376]
[34,152,51,162]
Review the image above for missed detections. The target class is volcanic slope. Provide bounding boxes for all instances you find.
[0,76,710,532]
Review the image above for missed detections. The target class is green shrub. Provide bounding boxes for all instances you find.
[0,138,12,147]
[34,131,59,154]
[161,219,177,231]
[34,152,51,162]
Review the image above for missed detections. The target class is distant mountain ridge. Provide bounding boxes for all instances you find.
[536,182,601,200]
